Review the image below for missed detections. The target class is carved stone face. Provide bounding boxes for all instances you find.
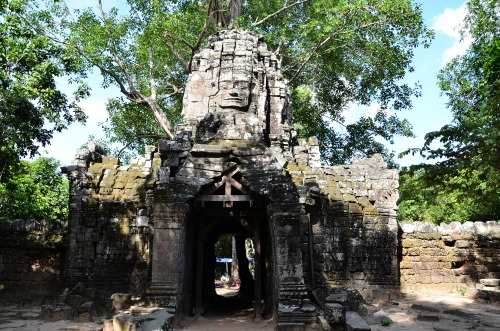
[215,70,251,110]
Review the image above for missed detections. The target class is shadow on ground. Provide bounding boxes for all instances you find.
[1,291,499,330]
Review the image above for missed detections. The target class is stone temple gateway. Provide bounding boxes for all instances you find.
[64,29,399,330]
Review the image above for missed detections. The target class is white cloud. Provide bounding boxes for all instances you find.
[441,35,473,63]
[78,99,108,123]
[343,104,392,126]
[432,4,473,65]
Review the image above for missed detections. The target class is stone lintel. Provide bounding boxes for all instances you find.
[190,144,232,156]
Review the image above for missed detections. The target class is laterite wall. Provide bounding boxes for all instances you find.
[400,221,500,293]
[0,219,67,301]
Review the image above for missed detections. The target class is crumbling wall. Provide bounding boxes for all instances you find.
[0,219,67,301]
[63,144,161,296]
[285,137,400,296]
[400,221,500,293]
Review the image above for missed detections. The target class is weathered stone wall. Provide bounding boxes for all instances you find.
[400,221,500,293]
[285,137,400,296]
[62,143,161,296]
[0,219,67,300]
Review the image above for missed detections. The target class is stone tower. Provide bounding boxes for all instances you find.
[149,29,315,326]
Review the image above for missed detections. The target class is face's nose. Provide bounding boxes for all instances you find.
[229,90,239,97]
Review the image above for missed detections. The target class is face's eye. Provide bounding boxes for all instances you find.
[219,81,230,89]
[234,80,249,89]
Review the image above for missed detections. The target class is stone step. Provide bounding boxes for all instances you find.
[346,311,371,331]
[480,279,500,287]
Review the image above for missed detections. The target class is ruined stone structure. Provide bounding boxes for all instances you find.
[400,221,500,294]
[0,219,67,299]
[62,29,400,330]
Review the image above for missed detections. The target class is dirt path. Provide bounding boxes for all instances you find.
[1,291,499,331]
[178,286,274,331]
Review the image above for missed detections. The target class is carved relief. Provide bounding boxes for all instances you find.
[180,29,292,144]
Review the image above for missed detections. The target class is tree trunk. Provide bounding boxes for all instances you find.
[230,236,239,283]
[148,100,174,139]
[227,0,245,26]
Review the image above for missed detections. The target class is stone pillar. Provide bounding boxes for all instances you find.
[268,203,317,330]
[148,202,191,310]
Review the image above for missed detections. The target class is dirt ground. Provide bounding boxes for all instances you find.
[1,289,499,331]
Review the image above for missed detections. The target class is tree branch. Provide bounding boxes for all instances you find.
[148,48,156,99]
[289,35,333,84]
[287,16,388,84]
[97,0,136,95]
[162,36,190,70]
[39,30,132,100]
[164,32,195,50]
[252,0,310,26]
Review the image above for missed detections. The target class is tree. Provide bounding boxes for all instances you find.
[398,168,498,224]
[0,0,88,181]
[401,0,500,221]
[0,157,69,220]
[36,0,432,164]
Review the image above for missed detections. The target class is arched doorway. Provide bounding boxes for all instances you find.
[180,168,274,320]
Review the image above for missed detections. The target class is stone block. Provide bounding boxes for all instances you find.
[72,311,93,322]
[158,139,191,152]
[111,293,132,311]
[400,222,415,233]
[136,215,149,227]
[191,144,231,156]
[40,304,73,322]
[325,288,347,304]
[454,240,470,248]
[414,221,438,233]
[103,319,114,331]
[317,315,331,331]
[324,303,346,325]
[345,311,371,331]
[113,308,174,331]
[480,278,500,286]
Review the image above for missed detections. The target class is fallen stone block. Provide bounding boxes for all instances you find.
[72,311,93,323]
[324,303,346,325]
[346,311,371,331]
[113,308,174,331]
[317,315,331,331]
[111,293,132,311]
[40,303,73,322]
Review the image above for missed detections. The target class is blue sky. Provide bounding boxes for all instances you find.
[38,0,471,167]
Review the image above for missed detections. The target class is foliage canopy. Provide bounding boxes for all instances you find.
[0,0,88,181]
[36,0,432,165]
[399,0,500,223]
[0,157,69,220]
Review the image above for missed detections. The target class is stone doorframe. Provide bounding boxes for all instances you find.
[148,189,317,328]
